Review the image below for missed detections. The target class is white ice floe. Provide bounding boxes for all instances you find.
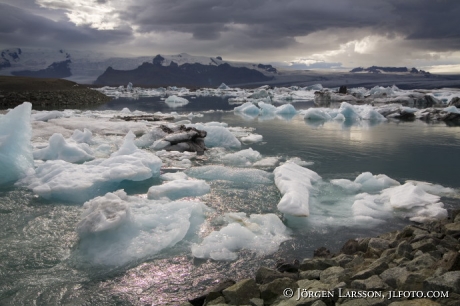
[0,102,34,185]
[160,172,189,181]
[21,132,162,202]
[31,110,64,121]
[33,133,94,163]
[273,162,322,217]
[76,190,209,265]
[165,95,189,108]
[186,165,273,184]
[253,157,280,168]
[71,128,93,144]
[220,148,262,167]
[147,179,210,200]
[240,134,263,144]
[76,190,132,236]
[286,157,314,167]
[191,212,290,261]
[331,172,400,193]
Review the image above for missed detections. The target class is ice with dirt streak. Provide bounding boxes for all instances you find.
[0,102,34,185]
[20,131,162,203]
[186,123,241,148]
[76,190,209,265]
[191,212,290,261]
[273,162,322,217]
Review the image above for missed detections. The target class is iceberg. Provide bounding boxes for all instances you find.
[273,162,321,217]
[0,102,34,186]
[147,179,210,200]
[191,212,290,261]
[165,95,189,108]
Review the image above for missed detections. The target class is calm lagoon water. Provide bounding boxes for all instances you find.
[1,96,460,305]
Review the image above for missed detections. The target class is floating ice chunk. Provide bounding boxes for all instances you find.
[191,212,290,261]
[240,134,263,144]
[333,113,346,121]
[152,139,170,150]
[276,104,297,114]
[352,193,392,224]
[187,123,241,148]
[160,172,188,181]
[76,192,208,265]
[165,95,189,108]
[330,179,362,193]
[33,133,94,163]
[136,128,168,148]
[303,108,332,120]
[0,102,34,185]
[253,157,279,168]
[31,110,64,122]
[248,89,270,100]
[186,165,272,184]
[234,102,260,115]
[76,190,132,236]
[381,183,441,210]
[354,172,400,192]
[147,179,210,200]
[72,128,93,144]
[443,106,460,114]
[121,107,131,113]
[358,105,387,121]
[21,149,162,203]
[331,172,400,193]
[274,162,321,217]
[111,131,138,157]
[338,102,360,121]
[221,148,261,167]
[406,180,455,195]
[258,102,277,114]
[218,83,230,90]
[287,157,314,167]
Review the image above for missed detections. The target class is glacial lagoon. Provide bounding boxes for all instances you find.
[1,87,460,305]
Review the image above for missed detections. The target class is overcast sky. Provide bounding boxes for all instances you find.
[1,0,460,72]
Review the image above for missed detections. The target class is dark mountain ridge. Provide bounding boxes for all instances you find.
[94,57,273,87]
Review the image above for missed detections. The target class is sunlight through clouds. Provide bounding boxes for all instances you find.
[36,0,123,30]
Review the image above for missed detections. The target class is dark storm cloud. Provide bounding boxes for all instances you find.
[0,3,132,50]
[120,0,459,51]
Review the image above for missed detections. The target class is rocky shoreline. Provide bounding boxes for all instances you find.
[184,211,460,306]
[0,76,111,108]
